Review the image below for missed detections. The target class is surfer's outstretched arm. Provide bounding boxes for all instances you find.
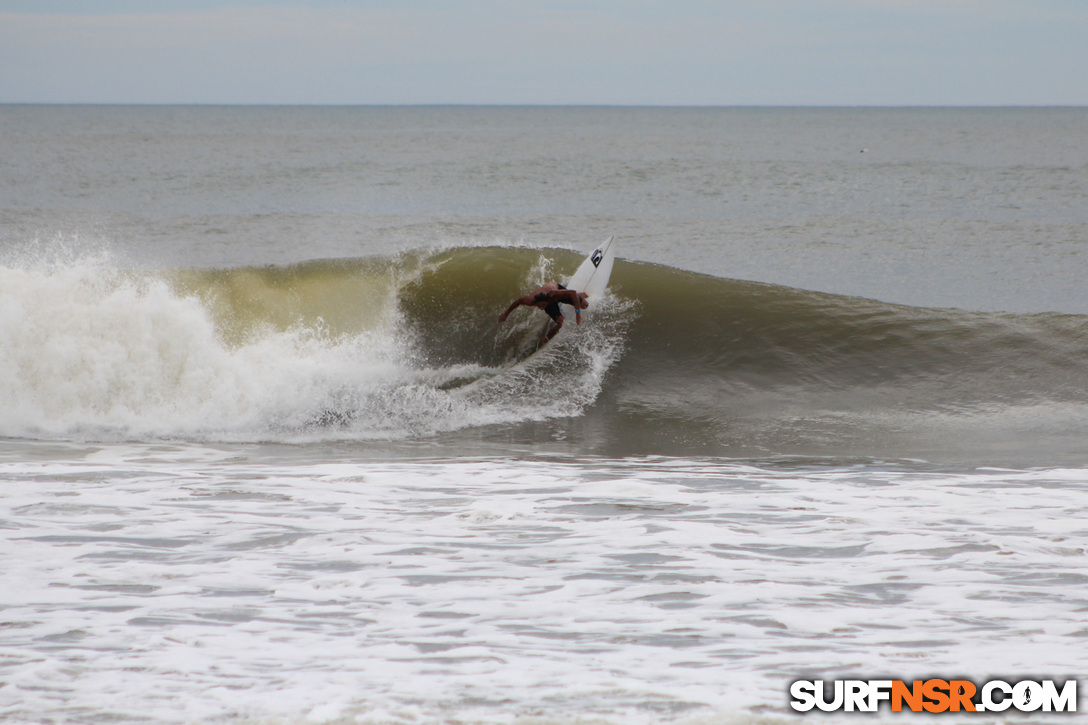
[498,295,535,323]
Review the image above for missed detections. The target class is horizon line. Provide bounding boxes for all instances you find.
[3,102,1087,110]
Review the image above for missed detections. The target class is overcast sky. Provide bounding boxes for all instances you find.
[1,0,1086,106]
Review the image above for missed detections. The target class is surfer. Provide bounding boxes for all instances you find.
[498,283,589,341]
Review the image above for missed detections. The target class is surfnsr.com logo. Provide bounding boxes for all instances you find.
[789,679,1077,713]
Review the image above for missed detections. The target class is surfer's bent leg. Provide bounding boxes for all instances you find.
[546,315,565,340]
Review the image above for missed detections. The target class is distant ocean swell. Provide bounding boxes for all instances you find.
[3,246,1087,459]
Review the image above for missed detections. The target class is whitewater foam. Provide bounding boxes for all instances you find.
[4,444,1087,723]
[0,255,404,439]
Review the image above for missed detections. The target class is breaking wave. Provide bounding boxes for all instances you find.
[3,244,1087,462]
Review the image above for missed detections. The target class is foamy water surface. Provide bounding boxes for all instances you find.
[3,442,1086,723]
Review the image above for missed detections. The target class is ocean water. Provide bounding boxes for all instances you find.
[1,105,1087,723]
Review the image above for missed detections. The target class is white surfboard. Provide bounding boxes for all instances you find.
[567,236,616,312]
[537,236,616,345]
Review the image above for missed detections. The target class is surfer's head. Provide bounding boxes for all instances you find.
[577,292,589,309]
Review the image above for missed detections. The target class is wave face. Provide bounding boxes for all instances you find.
[3,246,1087,462]
[600,261,1088,461]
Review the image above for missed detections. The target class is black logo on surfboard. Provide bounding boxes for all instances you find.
[591,249,603,268]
